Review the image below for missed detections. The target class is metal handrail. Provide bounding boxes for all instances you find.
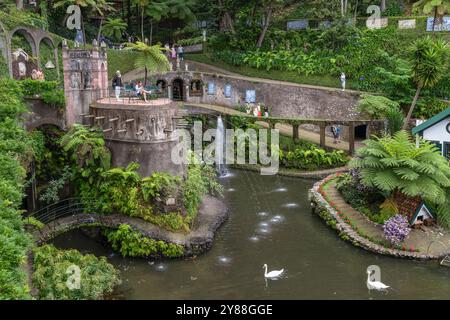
[28,197,101,224]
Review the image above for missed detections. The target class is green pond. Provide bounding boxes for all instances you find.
[52,169,450,299]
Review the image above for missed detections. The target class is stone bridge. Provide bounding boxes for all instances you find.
[0,22,60,80]
[23,97,66,131]
[31,195,228,258]
[140,71,380,147]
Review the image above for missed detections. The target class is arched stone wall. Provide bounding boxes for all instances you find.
[38,36,59,81]
[4,26,60,80]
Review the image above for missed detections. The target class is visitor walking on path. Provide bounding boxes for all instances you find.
[335,125,342,143]
[331,125,338,144]
[112,71,123,101]
[340,72,346,91]
[177,45,184,61]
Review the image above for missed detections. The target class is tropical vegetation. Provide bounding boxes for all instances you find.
[32,244,120,300]
[348,131,450,227]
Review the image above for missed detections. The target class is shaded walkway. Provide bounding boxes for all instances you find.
[184,103,368,153]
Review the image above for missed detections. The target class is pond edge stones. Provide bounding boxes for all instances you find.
[309,174,449,260]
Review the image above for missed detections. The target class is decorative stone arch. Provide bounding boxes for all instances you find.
[8,27,38,56]
[8,27,38,79]
[26,117,66,132]
[172,77,185,101]
[156,79,168,95]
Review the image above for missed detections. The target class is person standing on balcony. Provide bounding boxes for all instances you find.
[112,71,123,101]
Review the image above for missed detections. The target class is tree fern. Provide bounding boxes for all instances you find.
[350,130,450,206]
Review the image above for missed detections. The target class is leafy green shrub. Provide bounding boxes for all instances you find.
[385,107,404,136]
[104,224,184,258]
[280,145,347,170]
[15,80,65,109]
[178,36,203,46]
[32,244,120,300]
[0,79,45,299]
[0,79,27,121]
[413,97,449,119]
[350,131,450,210]
[335,173,388,223]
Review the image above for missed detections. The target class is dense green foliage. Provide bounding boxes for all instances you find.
[350,131,450,205]
[357,94,404,135]
[336,172,390,224]
[104,224,184,258]
[17,80,65,109]
[107,49,142,79]
[228,115,348,170]
[280,145,347,170]
[32,244,120,300]
[60,126,222,232]
[0,79,46,300]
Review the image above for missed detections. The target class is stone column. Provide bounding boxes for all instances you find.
[348,122,355,155]
[292,124,299,142]
[319,123,326,148]
[168,85,172,100]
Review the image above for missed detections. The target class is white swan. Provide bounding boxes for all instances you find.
[263,264,284,278]
[366,270,390,291]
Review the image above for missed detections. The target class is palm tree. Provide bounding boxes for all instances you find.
[413,0,450,31]
[125,41,170,85]
[350,131,450,206]
[402,37,449,129]
[133,0,150,41]
[102,18,128,42]
[95,0,116,42]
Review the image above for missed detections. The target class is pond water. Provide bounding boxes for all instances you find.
[52,169,450,299]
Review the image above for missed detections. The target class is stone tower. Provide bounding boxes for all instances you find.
[62,40,109,125]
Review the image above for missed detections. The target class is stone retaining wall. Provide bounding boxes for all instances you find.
[309,174,445,260]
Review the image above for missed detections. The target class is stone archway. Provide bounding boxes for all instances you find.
[9,28,38,79]
[38,36,58,81]
[172,78,184,101]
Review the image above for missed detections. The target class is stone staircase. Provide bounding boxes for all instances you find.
[174,108,191,130]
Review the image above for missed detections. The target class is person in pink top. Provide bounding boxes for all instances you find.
[171,46,177,59]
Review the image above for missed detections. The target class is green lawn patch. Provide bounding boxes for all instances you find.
[186,53,360,90]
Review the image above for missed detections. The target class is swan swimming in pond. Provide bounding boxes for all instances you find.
[263,264,284,278]
[366,270,389,291]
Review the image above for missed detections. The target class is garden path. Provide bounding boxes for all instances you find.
[325,181,450,256]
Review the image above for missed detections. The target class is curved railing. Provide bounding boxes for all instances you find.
[28,198,100,225]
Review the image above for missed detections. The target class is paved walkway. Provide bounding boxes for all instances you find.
[325,181,450,257]
[185,60,363,94]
